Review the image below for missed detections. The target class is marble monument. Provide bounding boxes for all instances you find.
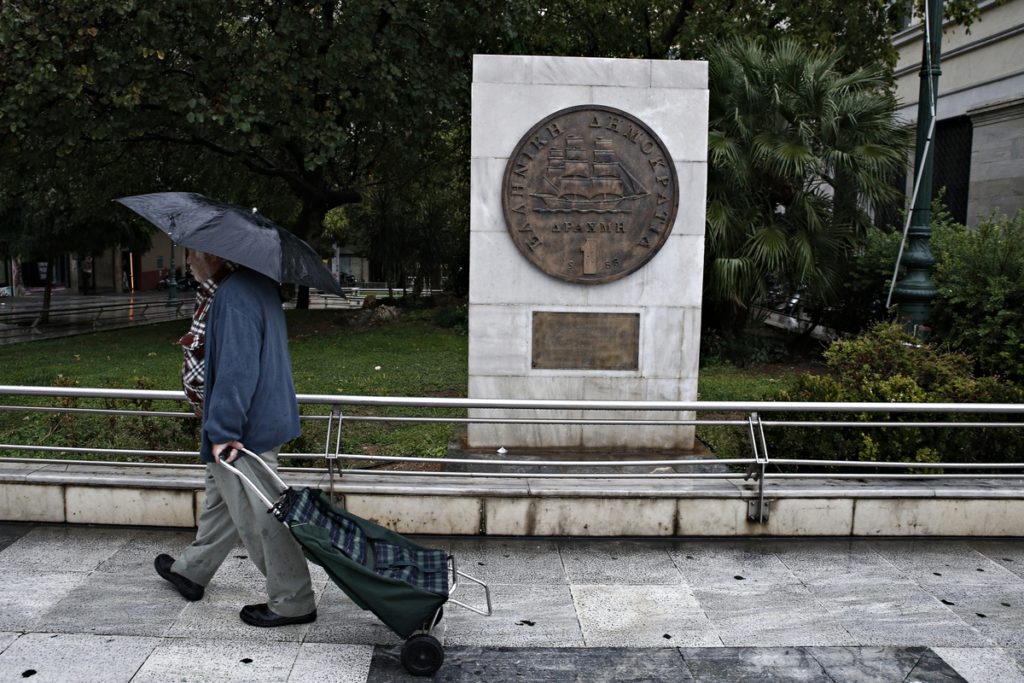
[468,55,708,450]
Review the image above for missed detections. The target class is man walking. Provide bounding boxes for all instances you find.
[155,249,316,627]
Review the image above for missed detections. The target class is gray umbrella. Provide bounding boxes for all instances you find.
[114,192,344,296]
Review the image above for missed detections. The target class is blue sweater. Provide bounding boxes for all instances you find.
[200,268,301,463]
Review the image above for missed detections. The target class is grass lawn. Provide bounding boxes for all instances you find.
[697,361,819,401]
[0,308,468,460]
[1,309,816,460]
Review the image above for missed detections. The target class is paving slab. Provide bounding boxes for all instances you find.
[931,647,1024,683]
[0,525,1019,681]
[95,528,195,574]
[693,583,856,647]
[870,540,1024,587]
[0,525,128,573]
[34,570,184,637]
[0,570,92,631]
[367,646,694,683]
[445,538,567,585]
[968,540,1024,580]
[559,539,682,584]
[25,463,203,489]
[0,632,160,683]
[811,582,990,647]
[132,637,300,682]
[805,646,945,682]
[679,646,835,682]
[669,540,801,587]
[443,583,584,648]
[287,642,374,682]
[572,584,720,647]
[0,461,50,483]
[0,523,31,552]
[163,578,324,643]
[933,586,1024,648]
[906,649,972,682]
[769,539,916,586]
[1010,649,1024,678]
[677,646,967,682]
[304,586,405,646]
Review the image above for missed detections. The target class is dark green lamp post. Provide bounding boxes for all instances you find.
[893,0,943,335]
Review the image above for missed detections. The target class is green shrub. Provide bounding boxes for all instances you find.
[765,323,1024,467]
[931,210,1024,382]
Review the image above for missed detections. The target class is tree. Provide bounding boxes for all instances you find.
[501,0,989,72]
[703,38,909,331]
[1,0,496,304]
[322,120,470,296]
[2,0,992,316]
[0,133,155,318]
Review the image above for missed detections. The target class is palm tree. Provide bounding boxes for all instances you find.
[704,38,909,330]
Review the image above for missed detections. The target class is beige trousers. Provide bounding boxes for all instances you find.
[173,448,316,617]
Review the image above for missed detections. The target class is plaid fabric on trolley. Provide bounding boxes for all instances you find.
[276,487,449,596]
[373,543,449,596]
[281,488,368,566]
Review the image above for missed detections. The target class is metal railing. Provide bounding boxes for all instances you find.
[299,287,448,310]
[2,383,1022,466]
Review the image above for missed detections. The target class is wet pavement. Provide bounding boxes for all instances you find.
[0,290,192,345]
[0,523,1022,681]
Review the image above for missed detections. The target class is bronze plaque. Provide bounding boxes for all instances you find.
[532,312,640,370]
[502,105,679,284]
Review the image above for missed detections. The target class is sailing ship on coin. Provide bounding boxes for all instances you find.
[531,136,649,213]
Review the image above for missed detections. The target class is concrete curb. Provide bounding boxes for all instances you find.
[1,462,1022,536]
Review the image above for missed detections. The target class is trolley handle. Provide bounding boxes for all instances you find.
[218,447,289,510]
[447,555,493,616]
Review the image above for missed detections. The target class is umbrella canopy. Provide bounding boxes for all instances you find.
[115,192,344,296]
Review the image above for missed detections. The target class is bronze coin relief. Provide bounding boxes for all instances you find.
[501,105,679,284]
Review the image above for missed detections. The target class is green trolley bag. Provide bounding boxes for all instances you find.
[221,448,491,677]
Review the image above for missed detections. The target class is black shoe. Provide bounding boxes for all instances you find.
[240,603,317,627]
[154,554,205,601]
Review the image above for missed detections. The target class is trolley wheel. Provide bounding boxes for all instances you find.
[401,634,444,676]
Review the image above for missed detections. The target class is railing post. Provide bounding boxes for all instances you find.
[744,412,771,523]
[324,405,344,503]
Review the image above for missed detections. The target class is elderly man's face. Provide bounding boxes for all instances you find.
[187,250,222,282]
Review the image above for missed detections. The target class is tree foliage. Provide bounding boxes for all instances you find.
[930,210,1024,383]
[0,0,994,313]
[497,0,926,73]
[0,1,494,238]
[703,38,909,329]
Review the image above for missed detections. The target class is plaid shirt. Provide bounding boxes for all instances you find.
[178,264,236,412]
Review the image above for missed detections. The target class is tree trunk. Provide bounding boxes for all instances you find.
[292,196,332,310]
[412,271,423,300]
[40,257,53,324]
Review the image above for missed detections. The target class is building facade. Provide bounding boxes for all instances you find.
[893,0,1024,226]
